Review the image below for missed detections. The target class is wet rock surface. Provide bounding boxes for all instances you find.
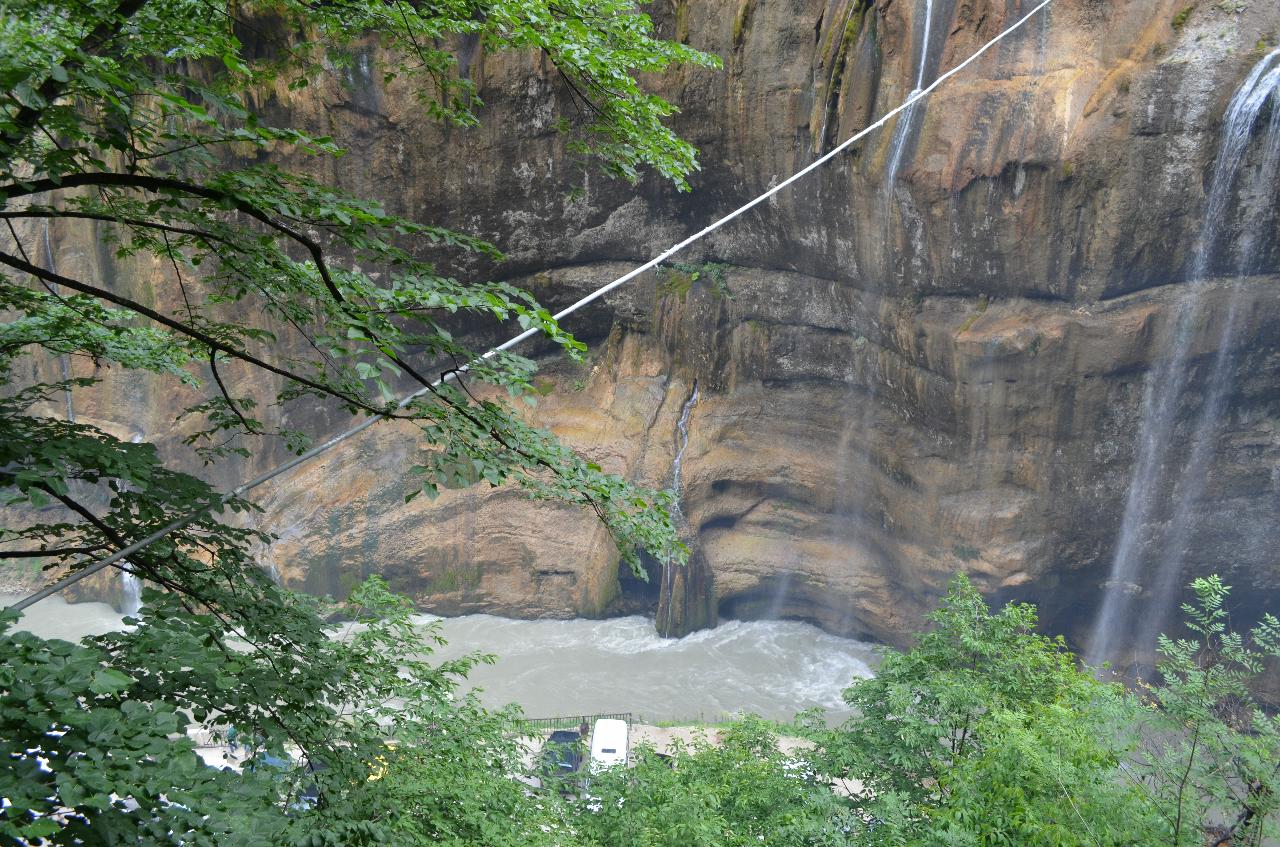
[31,0,1280,649]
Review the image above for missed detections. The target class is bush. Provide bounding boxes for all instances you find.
[809,574,1161,846]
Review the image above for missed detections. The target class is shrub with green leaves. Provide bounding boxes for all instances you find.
[0,1,718,839]
[578,717,855,847]
[1132,575,1280,847]
[809,574,1162,846]
[0,611,285,845]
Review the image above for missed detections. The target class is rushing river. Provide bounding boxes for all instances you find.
[2,595,877,722]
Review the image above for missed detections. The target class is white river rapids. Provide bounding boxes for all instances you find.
[3,595,877,722]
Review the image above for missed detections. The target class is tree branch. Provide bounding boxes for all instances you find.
[1,0,151,154]
[0,208,238,248]
[0,545,108,559]
[1173,725,1200,846]
[208,350,259,434]
[0,172,348,303]
[0,247,393,420]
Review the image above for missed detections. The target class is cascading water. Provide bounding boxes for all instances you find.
[1192,50,1280,283]
[661,382,700,635]
[761,562,801,622]
[670,381,699,521]
[119,434,146,616]
[40,221,75,423]
[883,0,936,203]
[120,570,143,616]
[879,0,948,324]
[1235,66,1280,277]
[1088,50,1280,666]
[829,0,945,633]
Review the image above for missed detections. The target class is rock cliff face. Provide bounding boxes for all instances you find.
[38,0,1280,653]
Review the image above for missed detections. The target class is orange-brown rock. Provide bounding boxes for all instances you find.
[20,0,1280,648]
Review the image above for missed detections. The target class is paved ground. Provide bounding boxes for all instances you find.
[629,724,815,756]
[517,723,814,766]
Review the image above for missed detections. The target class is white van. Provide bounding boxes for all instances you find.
[588,719,628,771]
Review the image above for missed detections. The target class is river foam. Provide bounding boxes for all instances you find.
[419,614,876,722]
[1,595,876,722]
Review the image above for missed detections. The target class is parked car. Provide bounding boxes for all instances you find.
[537,730,584,786]
[588,719,627,772]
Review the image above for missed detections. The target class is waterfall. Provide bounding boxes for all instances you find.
[763,570,794,620]
[119,434,146,615]
[883,0,937,198]
[660,381,700,637]
[882,0,945,291]
[120,571,143,616]
[41,221,75,422]
[912,0,933,91]
[1237,68,1280,277]
[836,0,943,633]
[1088,50,1280,666]
[670,381,699,520]
[1193,51,1280,280]
[813,2,858,153]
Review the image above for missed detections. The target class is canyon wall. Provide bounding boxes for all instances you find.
[31,0,1280,655]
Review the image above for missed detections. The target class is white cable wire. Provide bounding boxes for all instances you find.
[5,0,1053,614]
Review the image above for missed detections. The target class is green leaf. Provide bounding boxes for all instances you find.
[89,668,134,695]
[0,0,707,838]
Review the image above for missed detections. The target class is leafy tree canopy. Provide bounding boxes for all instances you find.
[578,717,856,847]
[1132,575,1280,847]
[806,574,1154,845]
[806,574,1280,847]
[0,0,718,576]
[0,0,715,841]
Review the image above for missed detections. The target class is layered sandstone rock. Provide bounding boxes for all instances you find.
[30,0,1280,649]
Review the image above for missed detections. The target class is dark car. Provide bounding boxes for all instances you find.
[537,730,584,787]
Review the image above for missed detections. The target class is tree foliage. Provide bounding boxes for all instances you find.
[578,717,855,847]
[1132,575,1280,847]
[809,575,1154,846]
[0,609,283,844]
[0,0,716,841]
[803,574,1280,847]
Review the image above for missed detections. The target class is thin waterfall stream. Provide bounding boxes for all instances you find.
[119,570,143,617]
[119,434,146,616]
[829,0,945,632]
[670,380,699,522]
[39,221,139,613]
[661,381,699,635]
[1089,49,1280,666]
[883,0,936,203]
[40,221,75,424]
